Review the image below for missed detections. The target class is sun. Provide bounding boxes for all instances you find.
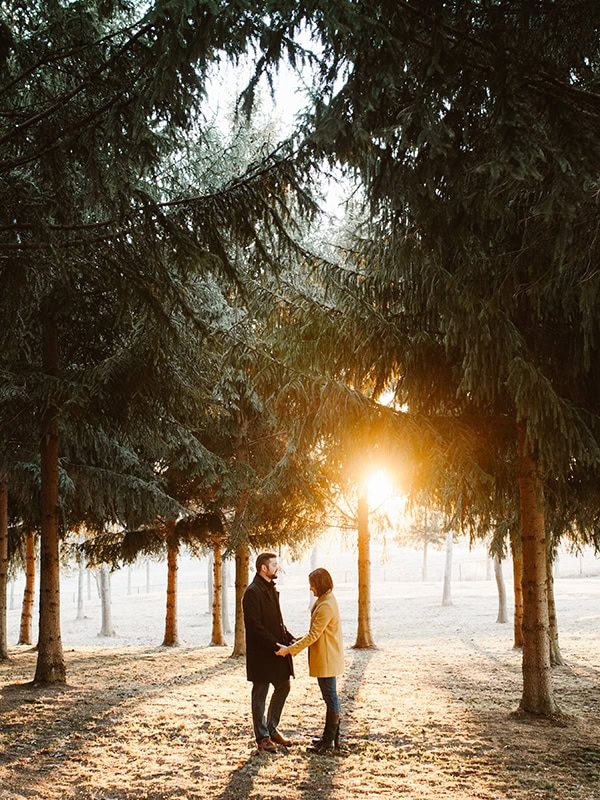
[365,468,395,510]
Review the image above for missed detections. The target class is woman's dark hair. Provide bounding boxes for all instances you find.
[309,568,333,597]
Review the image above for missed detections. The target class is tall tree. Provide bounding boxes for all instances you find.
[232,541,250,657]
[0,474,8,659]
[162,535,179,647]
[494,557,508,625]
[18,530,36,645]
[354,492,374,648]
[96,565,116,638]
[0,0,315,683]
[510,529,524,649]
[252,1,600,717]
[209,541,225,646]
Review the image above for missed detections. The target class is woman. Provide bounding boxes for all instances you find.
[275,567,344,752]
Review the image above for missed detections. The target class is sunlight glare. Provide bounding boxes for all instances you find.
[365,468,395,509]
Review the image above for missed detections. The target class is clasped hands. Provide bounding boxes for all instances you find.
[275,642,291,656]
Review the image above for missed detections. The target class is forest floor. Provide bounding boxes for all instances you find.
[1,576,599,800]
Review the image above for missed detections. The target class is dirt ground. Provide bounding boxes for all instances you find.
[2,573,600,800]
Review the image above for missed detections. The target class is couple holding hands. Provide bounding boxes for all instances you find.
[242,552,344,754]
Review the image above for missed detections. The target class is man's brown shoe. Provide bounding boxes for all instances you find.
[257,737,277,753]
[270,731,294,747]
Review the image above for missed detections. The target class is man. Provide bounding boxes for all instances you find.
[242,552,295,752]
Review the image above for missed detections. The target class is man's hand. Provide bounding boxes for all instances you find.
[275,644,290,656]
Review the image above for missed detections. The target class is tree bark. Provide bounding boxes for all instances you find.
[18,530,36,644]
[0,476,8,660]
[517,422,556,715]
[354,493,374,648]
[34,312,66,683]
[207,550,214,614]
[230,419,249,656]
[510,529,524,648]
[547,546,565,667]
[162,539,179,646]
[231,541,249,657]
[97,565,115,637]
[76,535,85,621]
[210,544,225,646]
[441,530,453,606]
[494,556,508,623]
[221,555,232,636]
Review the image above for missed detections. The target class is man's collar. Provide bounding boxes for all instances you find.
[254,572,275,589]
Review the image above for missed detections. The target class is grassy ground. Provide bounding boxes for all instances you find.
[1,622,599,800]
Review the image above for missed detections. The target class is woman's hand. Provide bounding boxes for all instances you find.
[275,645,290,656]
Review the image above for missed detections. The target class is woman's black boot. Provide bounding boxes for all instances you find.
[312,715,341,748]
[307,711,340,753]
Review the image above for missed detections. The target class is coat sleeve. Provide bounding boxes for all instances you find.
[287,601,333,656]
[243,588,279,651]
[282,623,296,645]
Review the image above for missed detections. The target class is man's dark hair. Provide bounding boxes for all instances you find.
[256,552,277,573]
[309,568,334,597]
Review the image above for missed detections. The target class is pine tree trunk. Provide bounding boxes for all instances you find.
[18,530,36,644]
[547,547,565,667]
[207,550,213,614]
[441,530,453,606]
[494,556,508,623]
[230,418,249,655]
[231,541,249,657]
[517,423,556,716]
[221,555,232,636]
[210,544,225,646]
[97,565,115,637]
[0,476,8,660]
[422,540,428,582]
[510,529,524,648]
[162,540,179,647]
[354,493,374,648]
[34,312,66,684]
[76,536,85,621]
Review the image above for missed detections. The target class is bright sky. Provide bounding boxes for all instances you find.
[204,51,351,221]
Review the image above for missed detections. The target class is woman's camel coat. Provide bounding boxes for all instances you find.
[288,590,344,677]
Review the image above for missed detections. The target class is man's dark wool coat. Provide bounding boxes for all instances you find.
[242,573,295,683]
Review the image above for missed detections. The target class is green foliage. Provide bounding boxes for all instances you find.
[0,0,321,568]
[276,1,600,547]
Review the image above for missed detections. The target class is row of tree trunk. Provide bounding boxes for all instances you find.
[160,541,250,656]
[355,432,564,720]
[1,422,564,719]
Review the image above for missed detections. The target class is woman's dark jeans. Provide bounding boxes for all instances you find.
[317,676,340,713]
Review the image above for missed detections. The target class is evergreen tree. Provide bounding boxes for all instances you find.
[254,0,600,717]
[0,0,314,682]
